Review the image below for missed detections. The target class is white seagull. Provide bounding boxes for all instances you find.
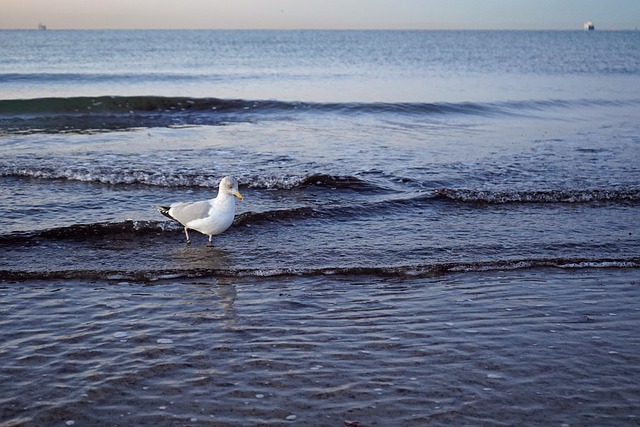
[158,176,244,245]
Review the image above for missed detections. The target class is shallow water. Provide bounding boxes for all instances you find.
[2,270,640,426]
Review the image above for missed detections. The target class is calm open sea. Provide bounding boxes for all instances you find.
[1,30,640,426]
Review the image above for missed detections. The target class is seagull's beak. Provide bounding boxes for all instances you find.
[234,191,244,201]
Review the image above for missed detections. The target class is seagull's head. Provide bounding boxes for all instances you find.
[220,176,244,200]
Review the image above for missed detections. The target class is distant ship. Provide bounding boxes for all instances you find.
[584,21,595,31]
[38,23,47,30]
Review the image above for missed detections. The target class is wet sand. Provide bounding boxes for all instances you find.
[1,268,640,426]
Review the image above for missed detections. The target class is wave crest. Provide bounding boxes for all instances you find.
[0,220,180,244]
[434,188,640,204]
[2,257,638,282]
[3,96,639,133]
[0,164,378,191]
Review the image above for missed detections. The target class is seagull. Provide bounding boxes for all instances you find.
[158,176,244,245]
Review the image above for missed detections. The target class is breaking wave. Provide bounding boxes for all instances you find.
[3,159,640,205]
[434,188,640,204]
[0,165,379,191]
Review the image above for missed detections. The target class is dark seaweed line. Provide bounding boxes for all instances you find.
[1,257,639,283]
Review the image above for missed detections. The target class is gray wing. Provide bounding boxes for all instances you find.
[168,200,211,225]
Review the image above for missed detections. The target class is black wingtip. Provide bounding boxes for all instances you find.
[157,206,173,219]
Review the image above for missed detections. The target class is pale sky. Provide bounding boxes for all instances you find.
[1,0,639,31]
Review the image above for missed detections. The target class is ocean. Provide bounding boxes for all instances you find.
[1,30,639,426]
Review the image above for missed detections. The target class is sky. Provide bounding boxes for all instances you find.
[1,0,639,31]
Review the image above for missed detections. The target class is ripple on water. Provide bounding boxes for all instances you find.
[1,270,639,426]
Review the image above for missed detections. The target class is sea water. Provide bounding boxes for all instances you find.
[1,30,639,425]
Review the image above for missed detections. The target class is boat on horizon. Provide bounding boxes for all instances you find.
[584,21,595,31]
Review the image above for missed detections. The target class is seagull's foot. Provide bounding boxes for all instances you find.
[205,242,214,247]
[185,239,191,246]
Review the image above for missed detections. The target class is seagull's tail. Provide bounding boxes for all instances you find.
[157,206,173,220]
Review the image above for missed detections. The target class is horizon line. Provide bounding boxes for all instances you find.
[2,27,635,32]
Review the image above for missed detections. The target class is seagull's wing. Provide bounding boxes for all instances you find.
[166,200,212,226]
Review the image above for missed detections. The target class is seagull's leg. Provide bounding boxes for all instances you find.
[184,227,191,245]
[206,235,213,247]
